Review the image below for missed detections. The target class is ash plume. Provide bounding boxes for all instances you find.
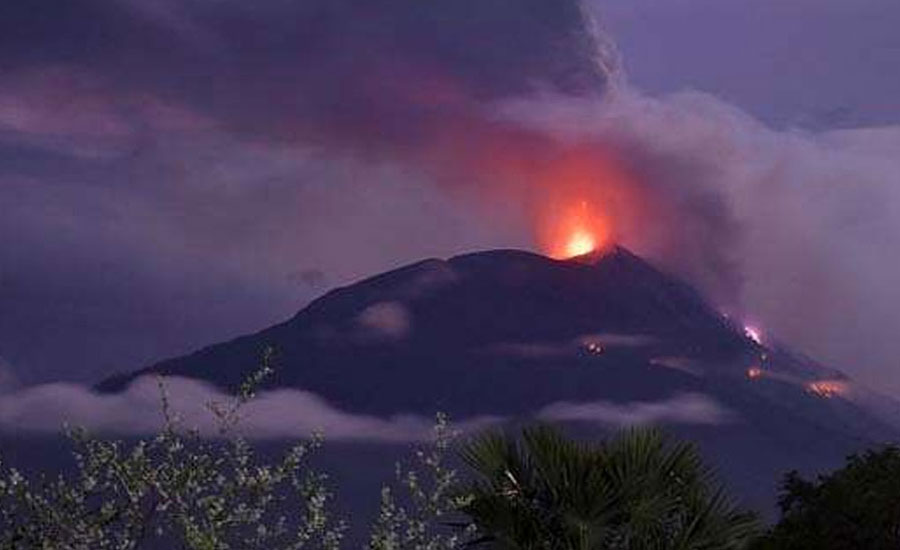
[0,0,899,397]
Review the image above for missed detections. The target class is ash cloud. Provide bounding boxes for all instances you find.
[495,89,900,392]
[0,0,614,153]
[0,0,609,384]
[1,0,899,399]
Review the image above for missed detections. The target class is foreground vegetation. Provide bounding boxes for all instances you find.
[752,446,900,549]
[0,362,897,549]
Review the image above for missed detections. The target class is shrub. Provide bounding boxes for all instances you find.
[752,446,900,550]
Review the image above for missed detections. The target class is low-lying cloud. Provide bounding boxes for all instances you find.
[0,377,733,438]
[356,302,412,340]
[0,376,500,441]
[538,393,733,426]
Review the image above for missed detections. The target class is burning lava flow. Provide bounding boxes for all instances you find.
[807,380,848,399]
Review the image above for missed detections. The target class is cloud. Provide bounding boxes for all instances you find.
[0,378,729,438]
[0,67,211,159]
[537,393,733,426]
[110,0,220,47]
[0,376,500,441]
[482,332,656,359]
[577,333,656,348]
[0,0,615,153]
[356,302,412,340]
[649,357,702,377]
[481,342,573,359]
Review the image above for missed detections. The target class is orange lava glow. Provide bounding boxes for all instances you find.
[806,380,848,399]
[546,200,611,259]
[566,229,597,257]
[532,148,637,260]
[585,342,604,355]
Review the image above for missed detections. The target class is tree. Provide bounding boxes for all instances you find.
[0,351,346,550]
[752,446,900,550]
[0,352,470,550]
[459,426,758,550]
[369,413,475,550]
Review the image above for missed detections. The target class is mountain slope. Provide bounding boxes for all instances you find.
[99,247,744,406]
[97,246,894,440]
[95,246,900,516]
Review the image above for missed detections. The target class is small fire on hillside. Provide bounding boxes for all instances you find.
[744,325,763,345]
[746,366,764,380]
[807,380,848,399]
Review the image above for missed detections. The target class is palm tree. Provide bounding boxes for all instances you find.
[458,426,757,550]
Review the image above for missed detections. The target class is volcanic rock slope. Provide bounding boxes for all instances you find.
[99,247,899,509]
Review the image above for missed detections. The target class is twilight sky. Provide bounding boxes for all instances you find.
[1,0,900,394]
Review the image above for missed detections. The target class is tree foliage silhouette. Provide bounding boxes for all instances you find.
[459,426,758,550]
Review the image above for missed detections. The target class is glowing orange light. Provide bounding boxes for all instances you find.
[585,342,604,355]
[530,148,636,260]
[746,367,763,380]
[807,380,847,399]
[566,229,597,257]
[544,200,611,259]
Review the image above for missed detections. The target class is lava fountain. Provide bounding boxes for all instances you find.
[566,229,597,257]
[531,147,637,259]
[548,199,611,259]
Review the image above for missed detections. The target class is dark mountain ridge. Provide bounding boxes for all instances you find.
[93,245,900,516]
[97,246,886,437]
[98,247,748,404]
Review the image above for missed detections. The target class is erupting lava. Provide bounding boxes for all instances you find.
[565,228,598,257]
[545,199,611,259]
[525,147,637,260]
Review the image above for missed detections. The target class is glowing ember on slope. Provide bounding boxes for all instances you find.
[585,342,604,355]
[744,325,763,345]
[746,367,763,380]
[806,380,847,399]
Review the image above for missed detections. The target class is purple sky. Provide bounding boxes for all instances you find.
[1,0,900,394]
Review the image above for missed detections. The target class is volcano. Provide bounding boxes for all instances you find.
[99,246,760,410]
[97,246,899,513]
